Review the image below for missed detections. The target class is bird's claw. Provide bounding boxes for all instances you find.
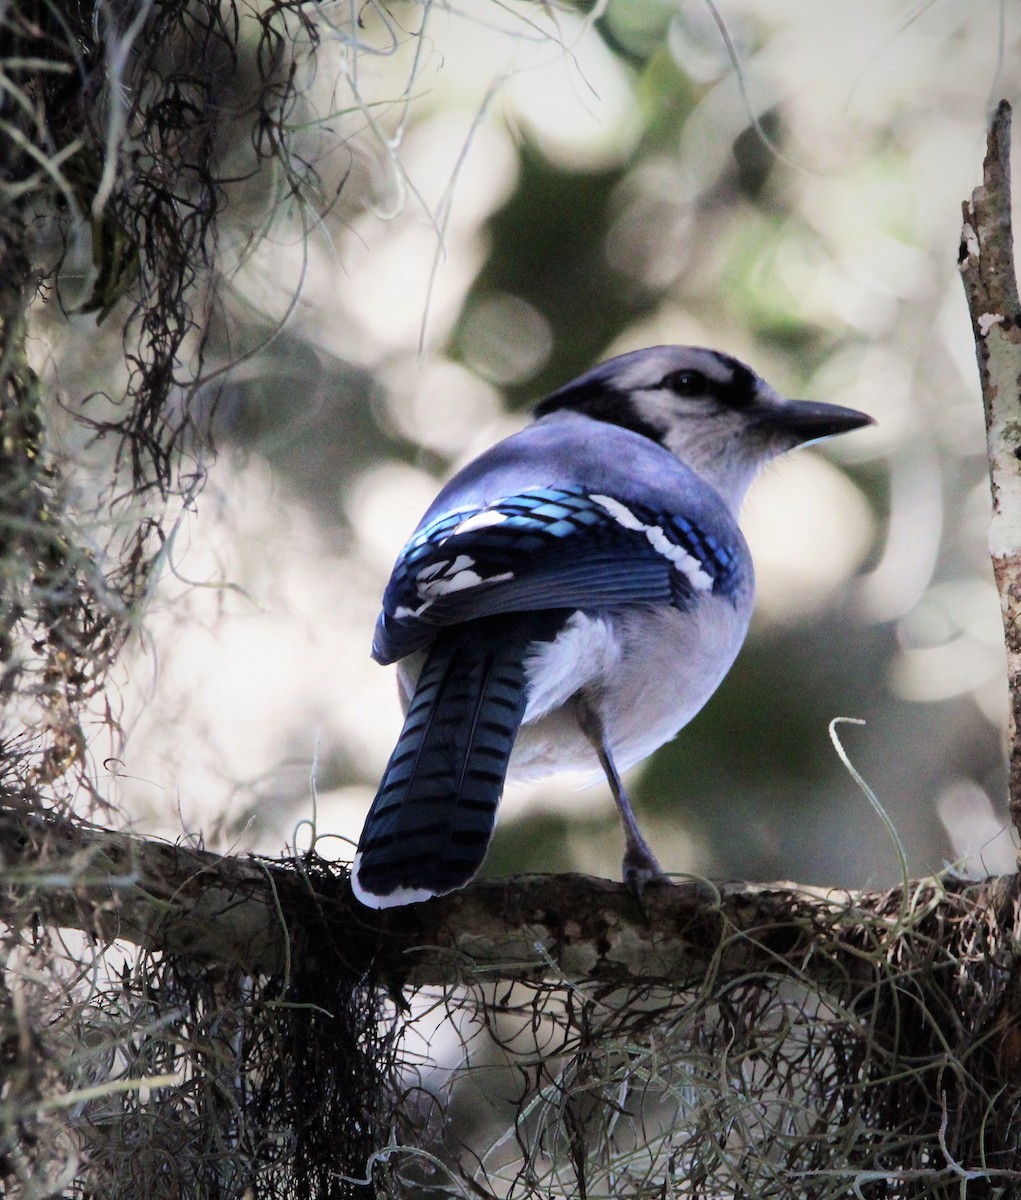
[622,850,670,920]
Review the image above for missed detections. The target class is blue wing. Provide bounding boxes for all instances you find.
[373,485,741,663]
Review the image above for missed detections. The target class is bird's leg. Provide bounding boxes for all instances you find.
[574,696,668,902]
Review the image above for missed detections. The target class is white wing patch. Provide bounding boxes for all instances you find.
[418,554,474,584]
[413,552,513,603]
[590,494,713,591]
[451,509,508,536]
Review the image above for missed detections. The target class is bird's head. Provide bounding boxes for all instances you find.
[534,346,874,510]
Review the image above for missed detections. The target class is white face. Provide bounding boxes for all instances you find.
[604,347,796,508]
[537,344,871,512]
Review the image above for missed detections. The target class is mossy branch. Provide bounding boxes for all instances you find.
[2,806,1017,996]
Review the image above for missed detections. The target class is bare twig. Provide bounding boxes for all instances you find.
[960,99,1021,853]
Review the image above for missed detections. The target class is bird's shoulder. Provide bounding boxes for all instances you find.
[424,412,737,528]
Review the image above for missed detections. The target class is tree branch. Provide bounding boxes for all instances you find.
[2,806,1016,995]
[960,99,1021,851]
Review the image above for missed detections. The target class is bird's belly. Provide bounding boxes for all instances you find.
[511,599,749,779]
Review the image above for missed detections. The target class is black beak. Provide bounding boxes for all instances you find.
[758,399,875,445]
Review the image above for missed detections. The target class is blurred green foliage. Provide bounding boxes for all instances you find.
[454,149,652,404]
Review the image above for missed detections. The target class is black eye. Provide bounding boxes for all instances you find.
[663,369,708,397]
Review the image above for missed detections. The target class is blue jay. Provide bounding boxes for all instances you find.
[352,346,872,909]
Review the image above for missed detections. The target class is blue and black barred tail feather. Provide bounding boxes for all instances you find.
[352,631,530,909]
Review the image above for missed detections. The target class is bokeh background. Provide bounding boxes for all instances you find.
[33,0,1021,889]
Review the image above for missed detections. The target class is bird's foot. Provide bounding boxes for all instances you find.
[622,847,671,918]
